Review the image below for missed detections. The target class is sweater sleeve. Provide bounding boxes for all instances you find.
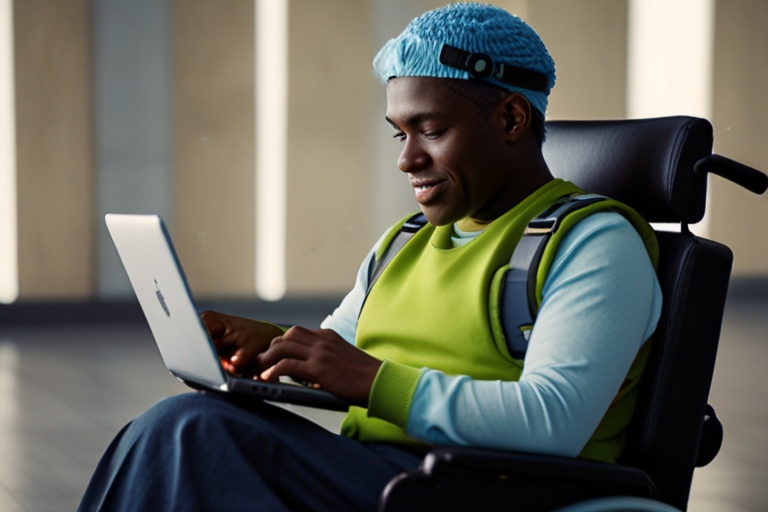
[398,213,662,456]
[319,231,388,345]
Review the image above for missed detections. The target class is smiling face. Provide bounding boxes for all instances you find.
[386,77,533,226]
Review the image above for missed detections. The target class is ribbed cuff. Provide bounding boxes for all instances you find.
[367,359,423,428]
[262,321,289,333]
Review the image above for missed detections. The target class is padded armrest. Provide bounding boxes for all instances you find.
[422,447,657,492]
[379,447,658,512]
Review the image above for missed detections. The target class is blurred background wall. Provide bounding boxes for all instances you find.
[3,0,767,304]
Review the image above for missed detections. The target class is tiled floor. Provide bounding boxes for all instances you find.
[687,297,768,512]
[0,295,766,511]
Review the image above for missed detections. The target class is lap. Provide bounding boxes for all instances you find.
[79,393,422,512]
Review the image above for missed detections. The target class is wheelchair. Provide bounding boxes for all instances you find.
[378,116,768,512]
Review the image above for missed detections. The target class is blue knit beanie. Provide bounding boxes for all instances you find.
[373,3,556,115]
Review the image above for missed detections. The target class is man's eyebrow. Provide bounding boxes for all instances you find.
[385,111,447,129]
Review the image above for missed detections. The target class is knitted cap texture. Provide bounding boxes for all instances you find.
[373,3,556,114]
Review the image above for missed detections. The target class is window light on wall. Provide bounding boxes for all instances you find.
[255,0,288,301]
[627,0,715,236]
[0,0,16,305]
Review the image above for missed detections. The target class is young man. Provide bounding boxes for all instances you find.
[79,4,662,511]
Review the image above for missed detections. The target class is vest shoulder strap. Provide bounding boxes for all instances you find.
[366,212,428,291]
[501,193,607,359]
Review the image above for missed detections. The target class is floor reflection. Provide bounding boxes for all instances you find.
[0,296,765,511]
[0,343,19,512]
[688,298,768,512]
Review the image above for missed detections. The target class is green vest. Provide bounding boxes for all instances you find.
[341,179,658,463]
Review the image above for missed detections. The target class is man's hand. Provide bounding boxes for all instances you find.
[200,310,285,377]
[257,326,383,407]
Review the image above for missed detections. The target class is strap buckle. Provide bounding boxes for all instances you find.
[525,218,556,234]
[402,213,428,233]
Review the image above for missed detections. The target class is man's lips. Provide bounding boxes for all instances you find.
[411,178,447,204]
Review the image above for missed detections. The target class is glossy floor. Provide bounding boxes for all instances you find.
[0,297,765,511]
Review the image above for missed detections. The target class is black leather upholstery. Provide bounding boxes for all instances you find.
[381,448,657,512]
[620,233,731,509]
[379,116,744,512]
[544,117,712,223]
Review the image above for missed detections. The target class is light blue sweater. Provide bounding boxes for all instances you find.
[321,212,662,457]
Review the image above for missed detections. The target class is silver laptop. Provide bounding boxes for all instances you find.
[105,213,349,411]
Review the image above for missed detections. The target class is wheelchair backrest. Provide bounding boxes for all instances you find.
[544,117,731,509]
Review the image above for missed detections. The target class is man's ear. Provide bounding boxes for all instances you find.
[499,93,531,144]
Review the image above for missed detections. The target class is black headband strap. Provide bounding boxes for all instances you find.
[439,44,548,93]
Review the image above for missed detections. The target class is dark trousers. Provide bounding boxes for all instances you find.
[78,393,423,512]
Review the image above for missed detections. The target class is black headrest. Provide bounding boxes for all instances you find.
[543,117,713,224]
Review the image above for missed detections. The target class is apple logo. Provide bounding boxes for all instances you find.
[155,279,171,317]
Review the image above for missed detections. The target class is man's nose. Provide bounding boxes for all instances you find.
[397,139,429,173]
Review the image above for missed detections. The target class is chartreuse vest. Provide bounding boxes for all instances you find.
[340,179,659,463]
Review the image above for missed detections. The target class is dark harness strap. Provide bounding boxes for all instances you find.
[367,212,428,292]
[501,194,607,359]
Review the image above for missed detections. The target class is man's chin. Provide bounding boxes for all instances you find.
[419,206,458,227]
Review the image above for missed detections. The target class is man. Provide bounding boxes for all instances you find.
[79,4,662,511]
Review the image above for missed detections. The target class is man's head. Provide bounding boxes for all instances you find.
[375,4,556,226]
[373,3,555,125]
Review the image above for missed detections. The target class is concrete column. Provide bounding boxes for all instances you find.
[171,0,255,297]
[709,0,768,275]
[14,0,94,299]
[526,0,628,120]
[284,0,377,294]
[172,0,378,298]
[93,0,173,298]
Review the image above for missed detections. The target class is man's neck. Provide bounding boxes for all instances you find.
[473,148,554,223]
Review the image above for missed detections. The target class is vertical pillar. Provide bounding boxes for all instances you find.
[172,0,256,297]
[626,0,715,121]
[255,0,288,301]
[709,0,768,275]
[625,0,715,235]
[93,0,173,298]
[526,0,628,120]
[14,0,94,300]
[284,0,376,294]
[0,0,15,304]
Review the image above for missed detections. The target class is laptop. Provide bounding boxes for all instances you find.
[105,213,349,412]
